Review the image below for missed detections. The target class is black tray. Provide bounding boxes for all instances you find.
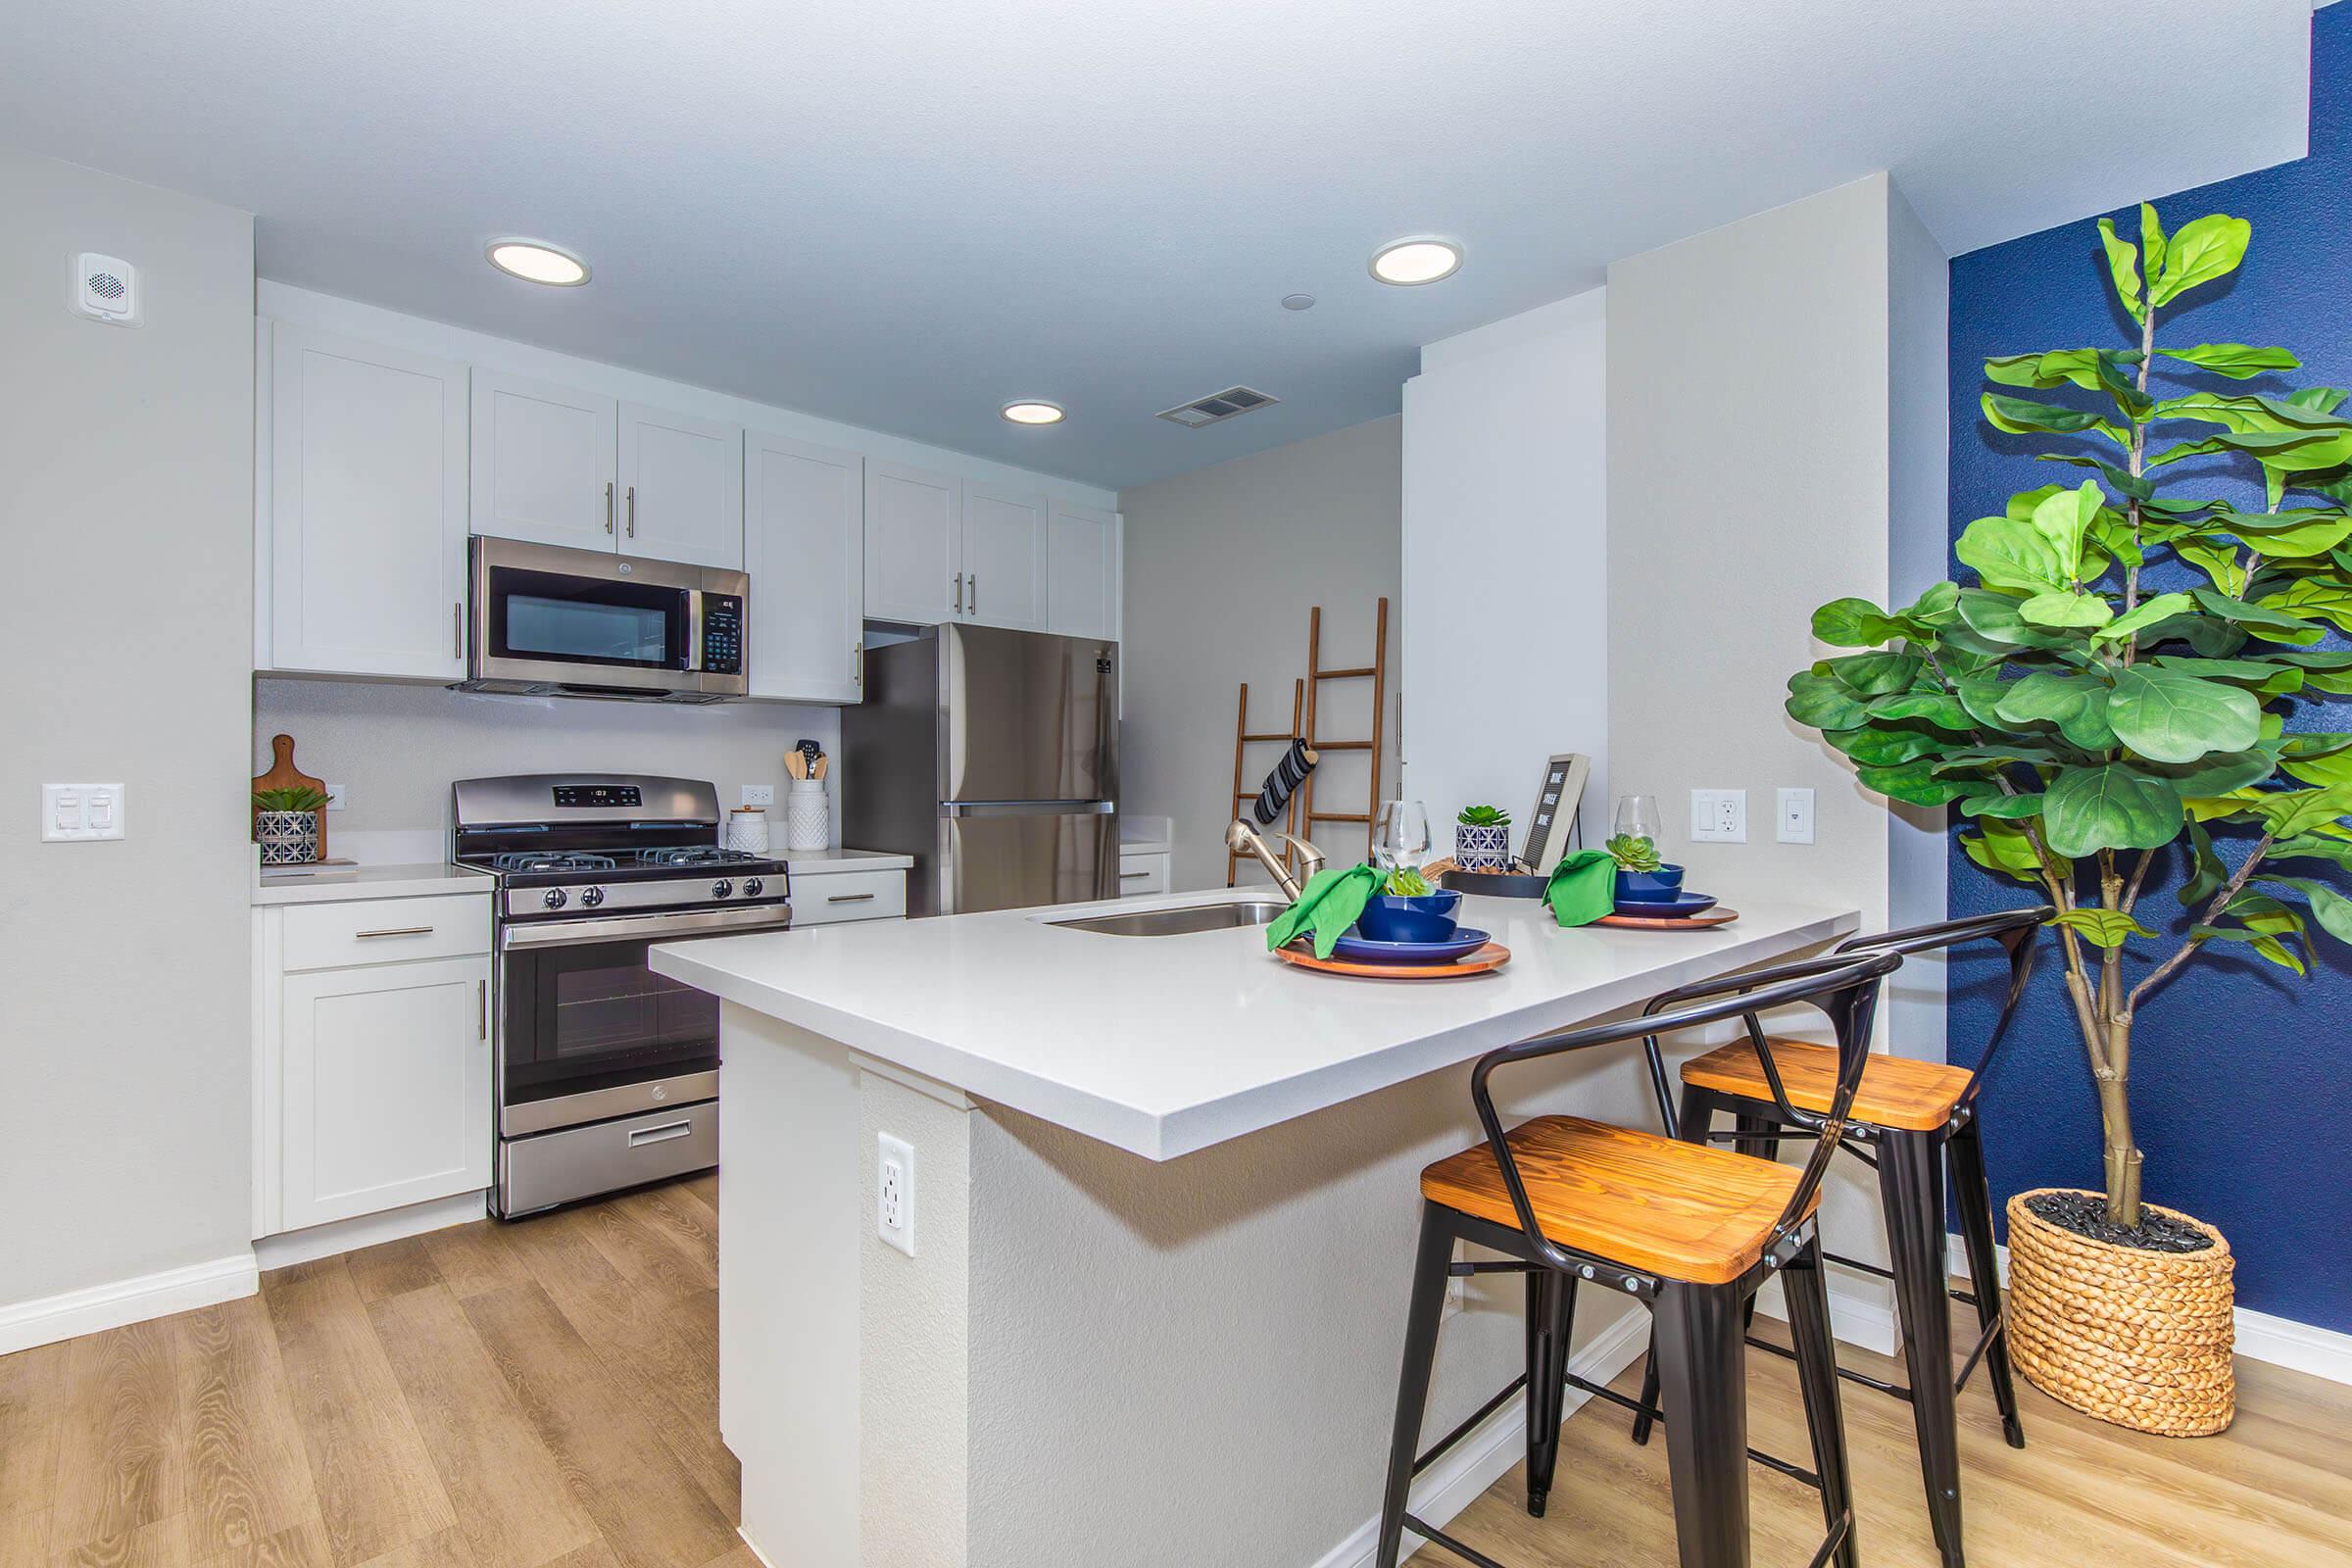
[1438,867,1549,899]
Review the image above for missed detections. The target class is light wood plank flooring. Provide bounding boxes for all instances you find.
[4,1169,2346,1567]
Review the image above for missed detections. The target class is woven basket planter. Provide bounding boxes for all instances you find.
[2003,1187,2234,1437]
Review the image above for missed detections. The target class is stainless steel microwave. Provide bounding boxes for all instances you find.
[461,537,748,703]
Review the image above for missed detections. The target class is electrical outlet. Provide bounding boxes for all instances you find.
[324,783,349,812]
[742,784,775,808]
[1777,787,1814,844]
[1690,789,1745,844]
[877,1132,915,1256]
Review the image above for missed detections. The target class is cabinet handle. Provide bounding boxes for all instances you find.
[454,602,464,660]
[970,573,978,614]
[954,571,963,614]
[853,639,863,686]
[477,978,487,1040]
[626,484,637,538]
[628,1120,696,1147]
[355,925,434,939]
[1120,870,1151,880]
[605,481,615,534]
[826,892,876,904]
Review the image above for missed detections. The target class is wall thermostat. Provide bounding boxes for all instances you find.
[75,252,140,324]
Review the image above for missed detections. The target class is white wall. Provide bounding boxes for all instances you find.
[1118,417,1402,889]
[1400,286,1609,854]
[0,150,257,1310]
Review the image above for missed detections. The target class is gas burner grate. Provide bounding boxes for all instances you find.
[632,847,763,868]
[491,851,619,872]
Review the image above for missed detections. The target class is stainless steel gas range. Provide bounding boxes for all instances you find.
[452,773,790,1216]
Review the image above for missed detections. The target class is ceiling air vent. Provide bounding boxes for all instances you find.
[1156,385,1281,429]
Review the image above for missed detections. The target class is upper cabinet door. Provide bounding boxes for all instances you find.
[746,432,864,704]
[1045,501,1119,641]
[960,485,1049,631]
[470,369,619,553]
[864,461,962,623]
[619,402,743,569]
[269,323,469,679]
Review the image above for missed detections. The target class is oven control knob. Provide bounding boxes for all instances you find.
[580,886,606,908]
[542,888,568,910]
[743,877,764,898]
[711,878,734,900]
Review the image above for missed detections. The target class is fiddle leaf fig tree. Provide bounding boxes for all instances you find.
[1787,204,2352,1229]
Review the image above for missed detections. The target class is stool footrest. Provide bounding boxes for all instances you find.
[1413,1373,1529,1477]
[1953,1312,2005,1394]
[1400,1515,1512,1568]
[1805,1511,1855,1568]
[1568,1373,1820,1488]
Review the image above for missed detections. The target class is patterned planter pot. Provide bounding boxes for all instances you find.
[1454,822,1510,872]
[256,809,320,865]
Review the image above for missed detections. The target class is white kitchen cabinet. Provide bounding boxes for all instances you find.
[746,432,864,703]
[788,864,908,924]
[961,484,1049,631]
[1046,501,1120,641]
[1117,848,1171,899]
[265,323,469,679]
[864,460,963,622]
[469,369,618,553]
[620,402,744,568]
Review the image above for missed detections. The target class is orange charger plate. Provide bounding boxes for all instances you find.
[1273,941,1512,978]
[1593,908,1740,930]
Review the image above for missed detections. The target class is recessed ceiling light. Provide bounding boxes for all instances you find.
[1002,400,1065,425]
[486,238,591,286]
[1369,236,1463,286]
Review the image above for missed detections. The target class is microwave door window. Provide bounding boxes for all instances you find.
[507,595,668,665]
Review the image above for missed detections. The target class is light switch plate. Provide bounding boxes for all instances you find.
[325,783,349,812]
[1690,788,1745,844]
[42,783,124,842]
[1777,788,1815,844]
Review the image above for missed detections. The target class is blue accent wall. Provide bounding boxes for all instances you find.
[1945,7,2351,1331]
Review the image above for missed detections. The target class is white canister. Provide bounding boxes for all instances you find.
[726,807,770,856]
[785,778,830,852]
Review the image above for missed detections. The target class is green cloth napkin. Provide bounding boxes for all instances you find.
[1266,863,1384,959]
[1544,850,1618,927]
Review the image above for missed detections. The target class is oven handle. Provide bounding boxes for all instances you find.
[500,905,794,950]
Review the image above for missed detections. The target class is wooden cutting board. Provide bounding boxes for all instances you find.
[252,732,327,861]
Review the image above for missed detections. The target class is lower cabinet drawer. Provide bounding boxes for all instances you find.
[793,868,907,925]
[1117,852,1171,899]
[283,893,491,971]
[502,1102,718,1217]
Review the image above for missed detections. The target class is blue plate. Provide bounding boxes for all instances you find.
[1328,926,1493,965]
[1614,890,1719,919]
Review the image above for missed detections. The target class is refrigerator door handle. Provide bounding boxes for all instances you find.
[940,800,1116,818]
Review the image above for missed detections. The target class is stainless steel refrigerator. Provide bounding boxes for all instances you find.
[843,623,1119,915]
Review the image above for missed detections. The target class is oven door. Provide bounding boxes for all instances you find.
[497,906,789,1135]
[471,537,701,696]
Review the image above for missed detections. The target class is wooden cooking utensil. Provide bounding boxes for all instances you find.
[252,733,328,861]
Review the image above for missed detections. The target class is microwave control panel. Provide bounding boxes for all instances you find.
[700,596,744,674]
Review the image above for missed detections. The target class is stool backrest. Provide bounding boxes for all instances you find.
[1835,905,2049,1115]
[1467,950,1898,1279]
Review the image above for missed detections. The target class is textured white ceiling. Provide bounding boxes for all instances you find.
[0,2,2312,490]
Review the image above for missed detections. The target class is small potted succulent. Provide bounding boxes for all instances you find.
[253,785,328,865]
[1605,831,1685,905]
[1454,805,1513,871]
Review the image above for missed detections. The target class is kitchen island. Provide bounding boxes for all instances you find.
[652,886,1857,1568]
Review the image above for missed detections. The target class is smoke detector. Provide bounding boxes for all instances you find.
[1156,385,1281,429]
[74,253,139,324]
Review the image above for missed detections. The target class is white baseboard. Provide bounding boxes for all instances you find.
[1312,1304,1653,1568]
[0,1252,259,1356]
[1948,1232,2352,1388]
[1750,1270,1901,1357]
[254,1190,487,1273]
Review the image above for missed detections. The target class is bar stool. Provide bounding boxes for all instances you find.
[1630,906,2049,1568]
[1374,950,1898,1568]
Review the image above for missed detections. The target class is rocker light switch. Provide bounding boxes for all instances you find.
[43,783,124,842]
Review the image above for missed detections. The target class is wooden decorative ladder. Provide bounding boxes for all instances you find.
[1300,597,1390,864]
[1226,677,1306,887]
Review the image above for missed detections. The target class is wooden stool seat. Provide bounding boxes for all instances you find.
[1422,1114,1818,1285]
[1682,1037,1972,1132]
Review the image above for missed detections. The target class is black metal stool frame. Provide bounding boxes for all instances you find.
[1375,950,1897,1568]
[1629,906,2048,1568]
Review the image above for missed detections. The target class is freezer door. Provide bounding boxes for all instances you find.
[941,623,1118,805]
[939,807,1117,914]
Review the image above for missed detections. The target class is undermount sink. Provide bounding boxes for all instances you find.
[1051,899,1289,937]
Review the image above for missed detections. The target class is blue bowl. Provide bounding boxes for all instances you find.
[1614,864,1687,903]
[1356,890,1463,944]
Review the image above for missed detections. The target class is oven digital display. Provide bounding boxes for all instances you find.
[553,784,642,808]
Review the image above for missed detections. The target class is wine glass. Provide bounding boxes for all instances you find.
[1613,794,1662,850]
[1373,800,1433,873]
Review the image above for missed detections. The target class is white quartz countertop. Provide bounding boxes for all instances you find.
[779,848,914,872]
[652,885,1859,1160]
[252,861,492,906]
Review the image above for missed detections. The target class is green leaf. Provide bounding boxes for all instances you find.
[1952,677,2013,730]
[2259,577,2352,634]
[2260,876,2352,946]
[2096,216,2143,321]
[2157,342,2300,379]
[2173,541,2245,596]
[2268,834,2352,869]
[2190,587,2325,645]
[1982,392,2124,447]
[1956,513,2066,594]
[1994,672,2118,751]
[2280,744,2352,789]
[2030,481,2103,579]
[1817,652,1923,697]
[1811,597,1904,647]
[2221,510,2352,559]
[1854,759,1970,807]
[2148,213,2250,307]
[2019,590,2114,629]
[2137,203,2167,294]
[1867,692,1972,731]
[1958,790,2048,819]
[1823,725,1942,766]
[1903,580,1962,628]
[2093,590,2197,643]
[2181,818,2224,905]
[1961,818,2050,884]
[1786,670,1870,731]
[2040,763,2185,858]
[2190,923,2306,973]
[2241,784,2352,839]
[2150,655,2303,697]
[2106,667,2261,763]
[1956,588,2084,652]
[2050,908,2156,949]
[2139,748,2279,796]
